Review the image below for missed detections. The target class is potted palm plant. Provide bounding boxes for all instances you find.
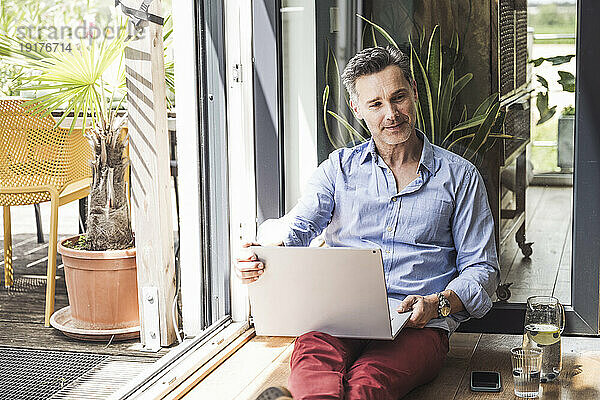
[1,29,139,335]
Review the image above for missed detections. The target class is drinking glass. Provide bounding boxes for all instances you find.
[523,296,565,382]
[511,347,543,398]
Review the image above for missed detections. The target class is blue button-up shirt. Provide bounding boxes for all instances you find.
[275,131,500,334]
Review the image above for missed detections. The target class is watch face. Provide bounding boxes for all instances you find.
[441,305,451,317]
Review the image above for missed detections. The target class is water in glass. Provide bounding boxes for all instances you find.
[513,367,541,398]
[523,296,565,382]
[511,347,543,398]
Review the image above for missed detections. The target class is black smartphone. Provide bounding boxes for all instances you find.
[470,371,502,392]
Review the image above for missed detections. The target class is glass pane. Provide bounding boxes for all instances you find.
[280,0,575,308]
[502,1,576,305]
[281,0,318,212]
[201,0,231,325]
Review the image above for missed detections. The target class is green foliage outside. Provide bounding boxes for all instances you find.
[528,3,577,173]
[0,0,174,104]
[0,0,117,96]
[529,4,577,44]
[0,0,175,250]
[530,118,559,173]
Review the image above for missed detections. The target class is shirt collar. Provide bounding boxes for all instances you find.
[358,138,378,165]
[358,129,436,175]
[416,129,436,175]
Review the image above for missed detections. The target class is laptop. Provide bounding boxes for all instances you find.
[247,246,411,340]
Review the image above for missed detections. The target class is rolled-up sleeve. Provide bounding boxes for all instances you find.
[446,167,500,319]
[257,152,338,247]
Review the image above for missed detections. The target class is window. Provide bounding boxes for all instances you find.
[254,0,598,335]
[176,0,231,335]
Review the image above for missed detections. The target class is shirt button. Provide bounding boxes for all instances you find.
[387,227,393,232]
[385,250,390,254]
[392,197,397,202]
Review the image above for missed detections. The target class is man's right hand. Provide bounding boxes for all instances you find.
[235,242,265,284]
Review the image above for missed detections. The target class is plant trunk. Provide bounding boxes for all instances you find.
[86,127,134,251]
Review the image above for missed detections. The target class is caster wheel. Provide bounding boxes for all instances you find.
[496,283,513,302]
[520,242,533,258]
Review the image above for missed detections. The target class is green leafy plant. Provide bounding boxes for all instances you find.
[0,0,55,95]
[530,55,575,125]
[1,28,134,251]
[562,105,575,116]
[163,14,175,108]
[323,18,510,164]
[0,9,176,249]
[0,0,118,96]
[63,235,89,250]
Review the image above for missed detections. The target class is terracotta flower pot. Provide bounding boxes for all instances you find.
[57,235,139,330]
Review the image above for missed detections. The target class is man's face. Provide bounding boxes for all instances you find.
[350,65,418,146]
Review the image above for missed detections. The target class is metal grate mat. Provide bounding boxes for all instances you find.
[50,357,154,400]
[0,347,108,400]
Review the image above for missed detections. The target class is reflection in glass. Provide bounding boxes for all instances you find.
[281,1,318,212]
[501,1,575,304]
[280,0,575,305]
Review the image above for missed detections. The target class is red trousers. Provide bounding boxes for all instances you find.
[288,327,449,400]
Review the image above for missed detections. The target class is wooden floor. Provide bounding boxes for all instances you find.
[185,185,581,399]
[0,185,576,398]
[185,332,600,399]
[0,233,167,359]
[499,185,572,304]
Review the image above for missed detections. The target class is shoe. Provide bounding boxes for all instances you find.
[255,386,293,400]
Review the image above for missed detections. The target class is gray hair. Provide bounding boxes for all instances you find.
[341,46,413,102]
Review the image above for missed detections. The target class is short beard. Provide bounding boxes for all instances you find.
[376,122,414,145]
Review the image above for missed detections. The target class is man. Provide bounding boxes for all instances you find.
[237,46,499,400]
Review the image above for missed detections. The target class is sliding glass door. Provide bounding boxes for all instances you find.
[253,0,599,335]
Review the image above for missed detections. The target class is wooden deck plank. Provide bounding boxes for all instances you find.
[505,187,572,302]
[0,234,164,359]
[453,334,523,399]
[184,333,482,400]
[553,216,573,304]
[162,328,258,400]
[540,336,600,399]
[499,185,545,285]
[553,282,572,306]
[559,220,572,269]
[0,320,165,358]
[234,341,295,400]
[1,280,68,323]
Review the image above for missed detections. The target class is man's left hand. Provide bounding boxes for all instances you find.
[397,295,438,329]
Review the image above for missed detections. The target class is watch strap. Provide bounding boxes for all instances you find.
[437,292,450,318]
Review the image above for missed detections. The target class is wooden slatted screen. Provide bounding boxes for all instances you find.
[123,0,176,346]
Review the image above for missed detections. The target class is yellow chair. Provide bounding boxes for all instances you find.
[0,99,92,326]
